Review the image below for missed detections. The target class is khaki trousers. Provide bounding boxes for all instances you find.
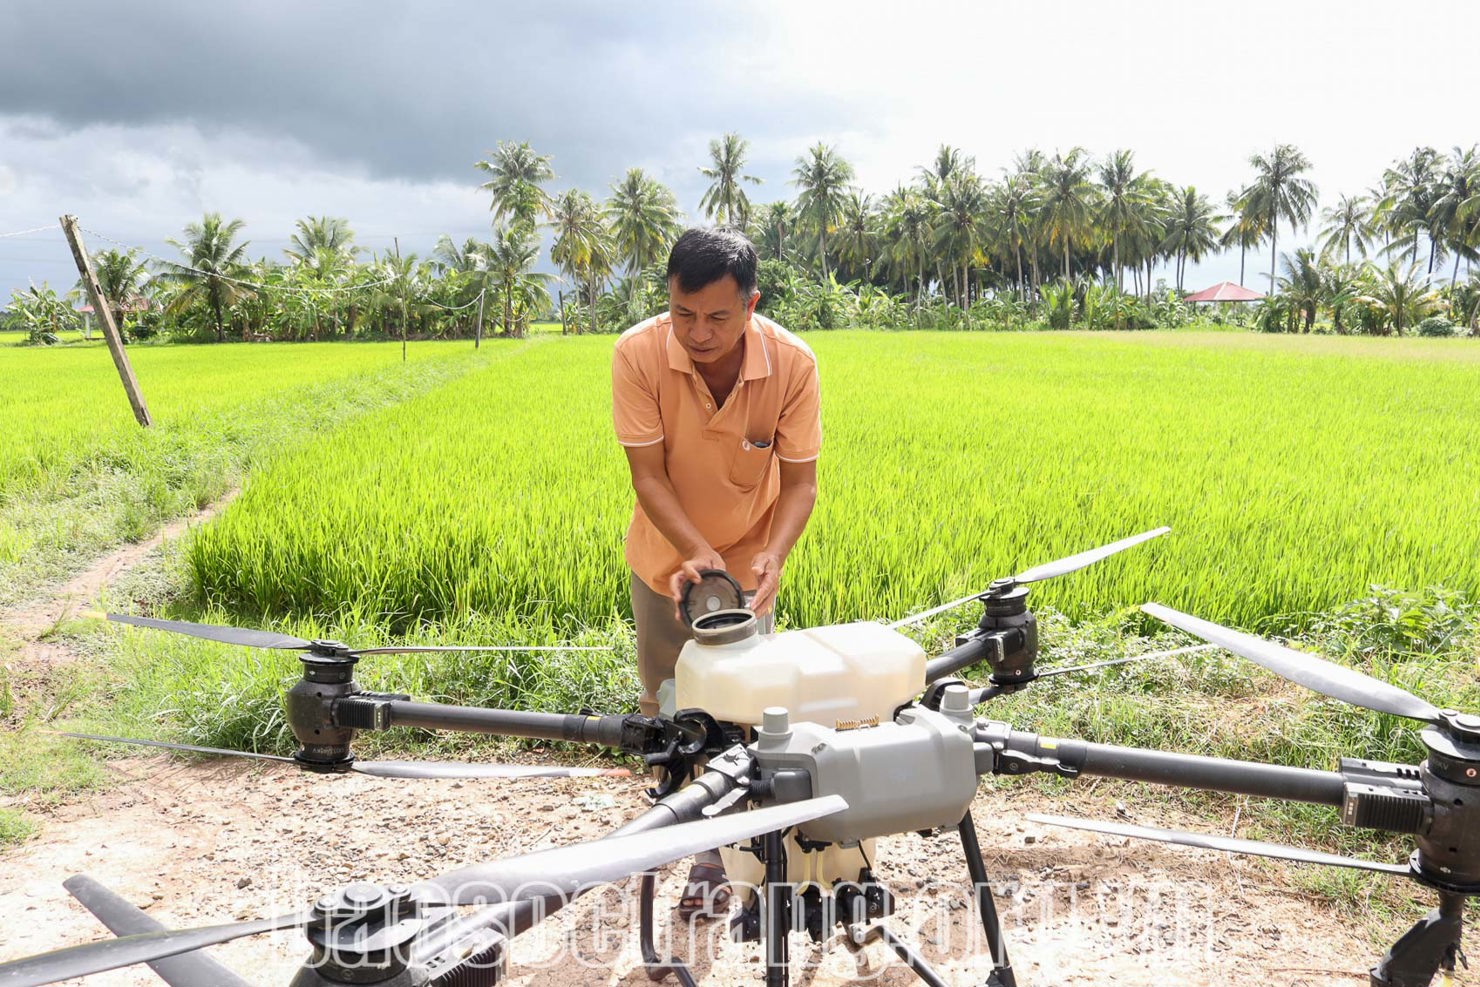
[630,571,773,717]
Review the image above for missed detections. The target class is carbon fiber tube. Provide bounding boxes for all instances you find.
[987,725,1346,806]
[383,701,628,747]
[925,635,996,684]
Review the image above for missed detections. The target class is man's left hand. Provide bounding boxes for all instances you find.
[749,551,784,617]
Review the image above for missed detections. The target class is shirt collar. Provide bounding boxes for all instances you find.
[740,317,772,381]
[663,315,693,374]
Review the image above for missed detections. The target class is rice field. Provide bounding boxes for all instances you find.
[183,332,1480,634]
[0,339,495,607]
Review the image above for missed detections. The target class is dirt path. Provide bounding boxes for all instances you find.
[0,758,1435,987]
[2,488,238,653]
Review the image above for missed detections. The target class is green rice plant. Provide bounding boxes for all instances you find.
[183,332,1480,637]
[0,340,502,608]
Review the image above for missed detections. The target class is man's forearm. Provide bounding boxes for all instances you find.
[764,476,818,562]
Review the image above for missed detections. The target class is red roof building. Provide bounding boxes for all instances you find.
[1184,281,1264,303]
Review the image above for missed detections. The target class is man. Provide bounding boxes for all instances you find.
[612,226,821,917]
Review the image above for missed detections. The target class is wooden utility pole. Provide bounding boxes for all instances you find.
[59,215,152,427]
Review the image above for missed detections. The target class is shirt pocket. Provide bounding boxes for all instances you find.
[728,437,775,490]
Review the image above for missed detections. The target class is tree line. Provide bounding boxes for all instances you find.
[7,139,1479,344]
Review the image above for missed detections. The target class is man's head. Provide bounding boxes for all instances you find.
[666,227,760,368]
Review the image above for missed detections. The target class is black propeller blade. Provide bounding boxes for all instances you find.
[0,795,846,987]
[57,733,629,779]
[890,526,1171,628]
[108,613,312,650]
[62,876,254,987]
[1028,813,1411,876]
[107,613,609,657]
[0,908,310,987]
[1141,603,1444,724]
[425,794,849,905]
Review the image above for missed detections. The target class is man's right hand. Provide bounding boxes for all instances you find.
[669,549,727,621]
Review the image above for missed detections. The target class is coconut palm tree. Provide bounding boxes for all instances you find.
[1243,144,1319,293]
[750,201,795,262]
[605,168,681,276]
[1037,148,1097,280]
[1276,248,1324,332]
[1159,186,1221,292]
[487,224,552,338]
[1358,262,1438,336]
[548,188,614,334]
[1322,262,1362,335]
[285,216,357,265]
[159,213,251,342]
[1317,195,1375,266]
[698,133,763,227]
[85,247,151,333]
[1430,146,1480,288]
[932,170,988,307]
[832,190,875,284]
[1219,190,1265,287]
[475,141,554,230]
[1098,151,1164,295]
[878,185,933,303]
[791,142,855,279]
[1375,147,1442,271]
[987,173,1036,301]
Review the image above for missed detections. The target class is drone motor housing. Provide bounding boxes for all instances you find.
[673,619,927,728]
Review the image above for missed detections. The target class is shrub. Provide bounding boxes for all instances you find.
[1416,316,1456,338]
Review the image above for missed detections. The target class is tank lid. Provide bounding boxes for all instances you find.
[691,608,758,646]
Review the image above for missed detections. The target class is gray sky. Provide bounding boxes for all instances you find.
[2,0,1478,300]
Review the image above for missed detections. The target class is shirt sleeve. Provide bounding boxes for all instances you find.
[774,356,821,463]
[612,343,664,447]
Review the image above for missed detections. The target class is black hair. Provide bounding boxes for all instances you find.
[666,227,759,295]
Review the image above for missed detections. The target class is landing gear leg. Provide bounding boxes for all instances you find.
[959,811,1017,987]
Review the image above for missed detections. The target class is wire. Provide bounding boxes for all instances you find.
[0,224,59,239]
[81,226,396,299]
[423,288,486,313]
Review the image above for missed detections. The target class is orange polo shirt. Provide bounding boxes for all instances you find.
[613,311,822,595]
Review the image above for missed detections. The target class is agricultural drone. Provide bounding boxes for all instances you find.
[2,526,1475,987]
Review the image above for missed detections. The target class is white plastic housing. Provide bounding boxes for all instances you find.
[674,620,927,727]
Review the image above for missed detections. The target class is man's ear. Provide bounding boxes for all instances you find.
[746,290,761,318]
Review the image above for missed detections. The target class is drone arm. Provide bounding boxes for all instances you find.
[976,720,1349,807]
[365,700,631,748]
[924,632,1004,685]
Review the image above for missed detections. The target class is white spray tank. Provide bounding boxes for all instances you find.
[673,609,927,728]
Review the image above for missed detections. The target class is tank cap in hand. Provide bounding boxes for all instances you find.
[680,569,746,627]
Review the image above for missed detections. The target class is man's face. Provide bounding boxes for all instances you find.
[668,275,759,367]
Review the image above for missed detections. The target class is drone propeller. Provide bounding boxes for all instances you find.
[57,732,630,779]
[0,795,846,987]
[422,794,848,904]
[890,526,1170,629]
[1028,813,1411,876]
[1029,643,1216,681]
[62,875,254,987]
[107,613,610,657]
[1140,603,1444,725]
[0,908,310,987]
